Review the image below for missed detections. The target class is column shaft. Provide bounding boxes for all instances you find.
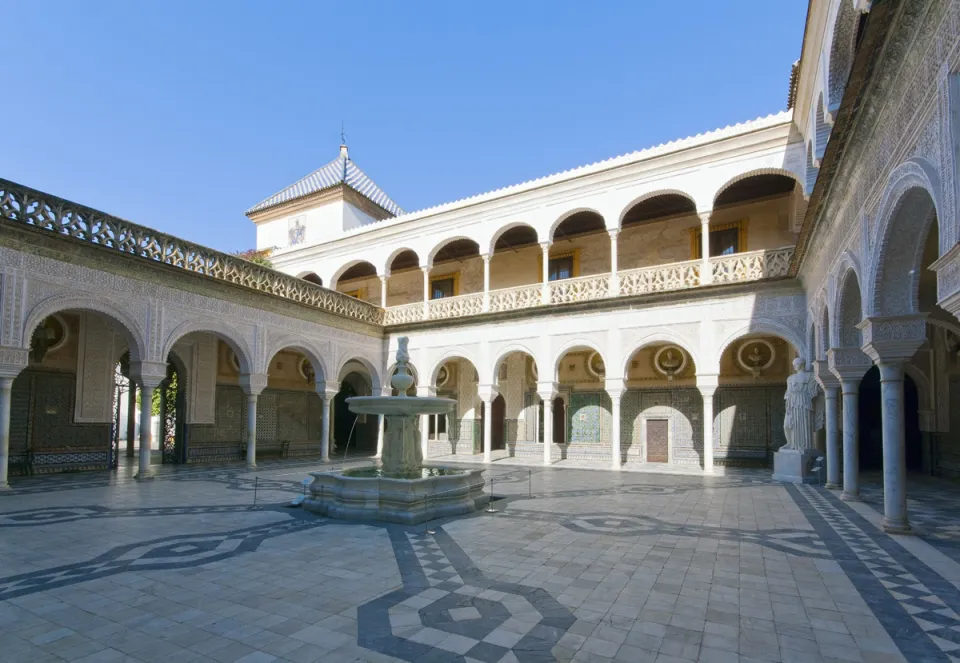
[376,414,385,458]
[422,268,430,319]
[609,231,619,297]
[380,275,388,308]
[125,385,137,457]
[0,378,13,489]
[321,397,331,461]
[138,385,154,477]
[700,213,712,285]
[824,387,841,488]
[610,396,621,469]
[879,363,910,532]
[702,390,714,472]
[246,394,258,468]
[482,255,491,312]
[543,397,553,465]
[541,244,551,304]
[483,399,493,463]
[420,413,429,458]
[841,382,860,500]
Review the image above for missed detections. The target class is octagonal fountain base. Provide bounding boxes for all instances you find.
[303,466,486,525]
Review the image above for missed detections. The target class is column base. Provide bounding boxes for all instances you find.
[246,462,257,470]
[841,491,861,502]
[0,482,11,491]
[321,456,330,463]
[825,481,841,490]
[882,518,913,535]
[135,471,154,481]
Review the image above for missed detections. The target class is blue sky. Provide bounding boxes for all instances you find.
[1,1,807,253]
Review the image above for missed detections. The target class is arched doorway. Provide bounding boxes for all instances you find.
[334,380,359,453]
[491,394,506,450]
[158,359,186,464]
[859,369,922,473]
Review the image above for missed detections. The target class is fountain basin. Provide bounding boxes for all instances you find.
[303,466,485,525]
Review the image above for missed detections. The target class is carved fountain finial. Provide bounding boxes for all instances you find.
[391,337,415,396]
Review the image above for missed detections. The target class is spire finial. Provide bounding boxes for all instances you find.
[339,122,348,160]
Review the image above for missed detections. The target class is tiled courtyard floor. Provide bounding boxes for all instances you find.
[2,458,959,663]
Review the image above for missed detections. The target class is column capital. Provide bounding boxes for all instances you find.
[316,380,340,399]
[480,253,491,263]
[417,385,437,398]
[130,360,168,389]
[604,378,626,400]
[477,384,499,402]
[695,373,719,395]
[537,381,558,401]
[421,265,430,274]
[0,347,28,379]
[607,228,619,240]
[812,360,840,390]
[698,211,712,225]
[827,347,873,383]
[858,314,926,365]
[379,273,389,282]
[539,241,552,251]
[239,372,269,396]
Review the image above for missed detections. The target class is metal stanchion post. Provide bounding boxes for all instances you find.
[485,476,498,513]
[253,476,259,508]
[528,469,532,499]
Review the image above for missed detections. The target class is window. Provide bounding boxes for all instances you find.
[430,275,457,299]
[548,255,574,281]
[542,250,579,281]
[691,221,746,259]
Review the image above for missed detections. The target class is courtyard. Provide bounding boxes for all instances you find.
[1,460,959,663]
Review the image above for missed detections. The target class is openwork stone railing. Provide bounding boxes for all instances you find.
[619,260,701,296]
[549,273,610,304]
[489,283,542,313]
[0,179,385,325]
[384,302,424,325]
[710,246,794,284]
[428,292,484,320]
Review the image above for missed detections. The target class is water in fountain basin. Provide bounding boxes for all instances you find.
[341,466,468,479]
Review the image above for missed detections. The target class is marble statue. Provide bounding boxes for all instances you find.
[783,357,817,451]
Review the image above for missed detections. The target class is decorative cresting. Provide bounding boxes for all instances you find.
[0,179,384,326]
[711,247,794,284]
[549,273,610,304]
[488,283,541,313]
[428,292,483,320]
[619,261,700,296]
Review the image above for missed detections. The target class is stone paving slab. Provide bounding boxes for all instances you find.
[2,459,959,662]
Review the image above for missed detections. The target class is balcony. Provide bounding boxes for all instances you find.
[384,246,794,324]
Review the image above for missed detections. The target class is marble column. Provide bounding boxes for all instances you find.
[137,384,155,478]
[699,212,712,285]
[540,242,551,305]
[824,387,841,488]
[420,413,429,458]
[376,415,385,458]
[878,361,910,533]
[126,385,137,457]
[482,254,491,312]
[422,267,430,320]
[245,393,258,468]
[608,230,620,297]
[697,377,718,473]
[609,393,622,469]
[542,396,553,465]
[380,275,388,308]
[840,380,860,501]
[0,377,14,489]
[482,401,493,463]
[321,396,332,462]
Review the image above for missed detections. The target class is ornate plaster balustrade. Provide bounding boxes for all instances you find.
[710,246,794,284]
[385,247,795,325]
[428,292,484,320]
[549,273,610,304]
[488,283,542,313]
[384,302,424,325]
[0,179,385,326]
[618,260,701,296]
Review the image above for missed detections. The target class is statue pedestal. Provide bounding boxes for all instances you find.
[772,448,822,484]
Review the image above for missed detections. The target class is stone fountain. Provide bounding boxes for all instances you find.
[303,338,485,524]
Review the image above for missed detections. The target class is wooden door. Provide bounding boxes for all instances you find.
[646,419,669,463]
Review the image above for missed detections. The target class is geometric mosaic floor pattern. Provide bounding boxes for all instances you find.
[2,458,960,662]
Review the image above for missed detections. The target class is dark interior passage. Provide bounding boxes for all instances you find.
[858,366,921,471]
